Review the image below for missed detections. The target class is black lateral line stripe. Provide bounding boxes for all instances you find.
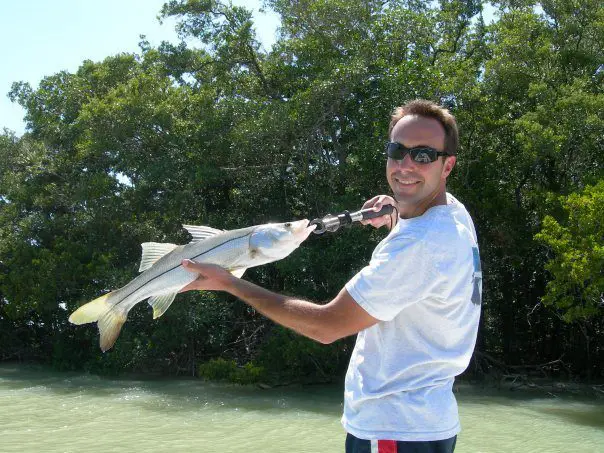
[120,232,250,302]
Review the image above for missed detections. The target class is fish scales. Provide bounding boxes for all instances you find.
[119,230,253,308]
[69,220,315,351]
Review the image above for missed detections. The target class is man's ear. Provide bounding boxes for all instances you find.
[442,156,456,178]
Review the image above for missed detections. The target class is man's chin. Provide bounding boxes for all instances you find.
[394,191,421,204]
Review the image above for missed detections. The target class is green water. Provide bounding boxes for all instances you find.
[1,365,603,452]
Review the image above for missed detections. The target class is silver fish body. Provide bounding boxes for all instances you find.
[69,220,315,351]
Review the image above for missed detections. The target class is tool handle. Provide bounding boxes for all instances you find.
[359,204,395,220]
[309,204,396,235]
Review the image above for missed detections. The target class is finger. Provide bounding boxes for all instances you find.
[373,195,388,211]
[361,195,396,226]
[181,259,198,272]
[361,216,386,226]
[370,197,394,220]
[361,195,381,210]
[182,259,210,274]
[372,195,395,211]
[377,195,395,207]
[362,217,387,228]
[375,219,389,229]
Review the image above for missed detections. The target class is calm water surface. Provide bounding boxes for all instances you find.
[1,364,603,452]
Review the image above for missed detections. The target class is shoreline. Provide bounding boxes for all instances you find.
[2,361,604,399]
[455,376,604,399]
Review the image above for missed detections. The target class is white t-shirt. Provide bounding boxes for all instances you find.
[342,193,482,441]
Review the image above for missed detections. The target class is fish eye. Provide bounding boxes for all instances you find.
[284,222,292,228]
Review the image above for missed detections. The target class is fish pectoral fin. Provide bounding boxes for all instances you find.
[98,309,127,352]
[148,292,178,319]
[139,242,179,272]
[230,268,247,279]
[182,224,224,243]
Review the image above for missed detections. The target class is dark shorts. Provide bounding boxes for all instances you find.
[345,433,457,453]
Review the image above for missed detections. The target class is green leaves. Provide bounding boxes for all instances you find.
[536,182,604,322]
[1,0,603,378]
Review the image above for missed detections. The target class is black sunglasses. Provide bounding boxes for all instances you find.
[385,142,449,164]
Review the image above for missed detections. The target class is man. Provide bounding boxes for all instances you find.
[181,100,482,453]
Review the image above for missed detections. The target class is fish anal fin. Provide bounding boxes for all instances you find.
[230,268,246,279]
[98,309,127,352]
[139,242,179,272]
[182,224,224,243]
[148,292,178,319]
[69,292,113,325]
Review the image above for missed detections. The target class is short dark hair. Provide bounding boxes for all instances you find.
[388,100,459,156]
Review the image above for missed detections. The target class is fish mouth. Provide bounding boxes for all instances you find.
[304,223,318,237]
[290,219,316,243]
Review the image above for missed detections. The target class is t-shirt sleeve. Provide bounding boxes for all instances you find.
[345,236,436,321]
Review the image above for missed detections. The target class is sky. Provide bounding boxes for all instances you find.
[1,1,497,136]
[0,0,280,136]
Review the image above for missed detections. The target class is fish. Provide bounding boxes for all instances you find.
[69,219,316,352]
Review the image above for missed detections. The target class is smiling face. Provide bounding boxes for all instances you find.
[387,115,456,217]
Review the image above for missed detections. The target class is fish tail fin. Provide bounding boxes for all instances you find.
[98,308,127,352]
[69,292,115,325]
[69,292,127,352]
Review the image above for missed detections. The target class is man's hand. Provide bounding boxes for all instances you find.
[361,195,398,229]
[179,260,235,292]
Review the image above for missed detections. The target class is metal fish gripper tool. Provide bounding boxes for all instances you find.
[309,204,395,235]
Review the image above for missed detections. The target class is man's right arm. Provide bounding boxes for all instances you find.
[180,260,380,344]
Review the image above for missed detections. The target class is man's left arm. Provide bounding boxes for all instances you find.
[180,260,379,344]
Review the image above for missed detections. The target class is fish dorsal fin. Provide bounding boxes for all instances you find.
[148,292,178,319]
[182,224,224,243]
[139,242,179,272]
